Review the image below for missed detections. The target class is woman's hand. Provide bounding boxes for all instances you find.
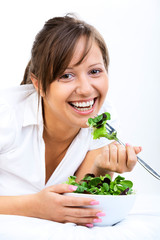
[33,184,103,227]
[93,142,142,174]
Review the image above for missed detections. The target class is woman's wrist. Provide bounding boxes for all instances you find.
[19,194,39,218]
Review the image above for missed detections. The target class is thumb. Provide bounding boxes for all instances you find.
[47,183,78,194]
[134,146,142,155]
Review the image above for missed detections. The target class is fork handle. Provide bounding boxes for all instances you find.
[116,138,160,180]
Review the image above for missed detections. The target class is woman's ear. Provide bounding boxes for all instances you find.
[30,73,39,91]
[30,73,44,97]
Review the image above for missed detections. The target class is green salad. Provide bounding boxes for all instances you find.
[87,112,118,140]
[65,174,133,195]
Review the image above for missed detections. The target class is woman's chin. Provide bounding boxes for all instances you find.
[81,123,89,128]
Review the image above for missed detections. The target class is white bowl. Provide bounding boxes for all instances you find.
[64,192,136,226]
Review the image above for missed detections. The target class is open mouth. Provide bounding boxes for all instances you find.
[69,98,96,112]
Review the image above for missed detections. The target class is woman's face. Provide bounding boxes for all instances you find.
[43,37,109,129]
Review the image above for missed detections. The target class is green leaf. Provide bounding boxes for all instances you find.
[120,180,133,189]
[114,185,118,191]
[75,186,87,193]
[116,185,126,191]
[89,177,102,187]
[110,182,115,190]
[65,176,77,185]
[103,182,109,192]
[100,175,105,181]
[87,112,110,129]
[81,181,88,188]
[104,174,112,182]
[115,175,125,183]
[83,174,94,181]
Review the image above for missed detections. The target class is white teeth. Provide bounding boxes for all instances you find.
[74,106,92,111]
[75,102,79,107]
[71,99,94,108]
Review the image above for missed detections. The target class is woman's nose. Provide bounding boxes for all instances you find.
[75,76,93,96]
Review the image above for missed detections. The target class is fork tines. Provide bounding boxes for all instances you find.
[106,123,115,134]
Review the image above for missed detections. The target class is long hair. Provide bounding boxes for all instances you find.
[21,14,109,95]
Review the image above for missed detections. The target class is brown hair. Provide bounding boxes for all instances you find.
[21,14,109,94]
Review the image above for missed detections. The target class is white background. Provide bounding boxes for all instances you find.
[0,0,159,194]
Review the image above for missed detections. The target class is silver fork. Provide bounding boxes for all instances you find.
[106,122,160,180]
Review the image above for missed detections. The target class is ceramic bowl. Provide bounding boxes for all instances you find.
[64,192,136,226]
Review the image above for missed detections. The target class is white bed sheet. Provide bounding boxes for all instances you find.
[0,194,160,240]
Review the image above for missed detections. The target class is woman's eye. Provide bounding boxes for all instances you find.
[58,73,75,82]
[60,73,73,79]
[90,69,101,75]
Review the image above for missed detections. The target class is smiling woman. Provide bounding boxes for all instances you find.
[0,13,141,227]
[41,38,109,129]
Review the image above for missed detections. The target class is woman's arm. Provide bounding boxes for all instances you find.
[0,194,37,217]
[75,142,142,182]
[0,184,102,226]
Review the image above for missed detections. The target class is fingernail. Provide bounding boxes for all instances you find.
[69,185,77,191]
[86,223,94,228]
[96,212,106,217]
[93,218,102,223]
[139,146,143,151]
[90,200,99,205]
[126,143,130,147]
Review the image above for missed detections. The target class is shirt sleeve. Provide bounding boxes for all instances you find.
[0,100,17,153]
[88,99,120,151]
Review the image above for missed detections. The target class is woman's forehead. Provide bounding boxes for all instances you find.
[68,37,101,67]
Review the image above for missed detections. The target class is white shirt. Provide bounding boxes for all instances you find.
[0,84,119,196]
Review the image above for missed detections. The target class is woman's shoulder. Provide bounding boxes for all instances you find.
[0,96,17,153]
[0,84,35,107]
[0,84,38,153]
[0,84,38,125]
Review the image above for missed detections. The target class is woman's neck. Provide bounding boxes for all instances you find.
[43,123,80,144]
[42,98,80,143]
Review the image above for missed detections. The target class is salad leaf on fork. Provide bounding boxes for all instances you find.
[87,112,117,140]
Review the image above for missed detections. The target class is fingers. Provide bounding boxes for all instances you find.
[47,184,100,207]
[111,141,142,155]
[65,207,101,218]
[125,143,138,170]
[117,145,127,173]
[62,195,99,207]
[95,142,142,173]
[48,184,78,194]
[64,207,104,225]
[57,193,104,226]
[134,146,142,155]
[111,143,142,172]
[109,144,131,173]
[65,215,102,225]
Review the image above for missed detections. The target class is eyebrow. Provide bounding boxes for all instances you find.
[66,63,103,70]
[88,63,103,67]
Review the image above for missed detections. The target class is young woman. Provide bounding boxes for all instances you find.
[0,14,141,227]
